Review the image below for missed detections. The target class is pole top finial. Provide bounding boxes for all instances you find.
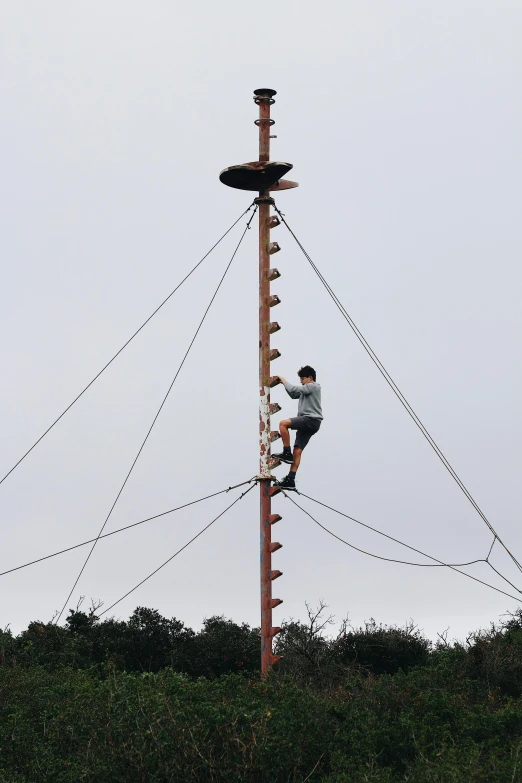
[254,88,277,100]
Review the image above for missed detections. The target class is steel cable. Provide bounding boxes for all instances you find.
[0,203,255,489]
[0,478,255,578]
[275,205,522,576]
[98,483,255,617]
[299,492,522,595]
[55,208,257,623]
[299,492,522,597]
[284,492,521,602]
[297,492,486,568]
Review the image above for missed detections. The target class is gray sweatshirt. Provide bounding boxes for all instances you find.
[283,380,323,420]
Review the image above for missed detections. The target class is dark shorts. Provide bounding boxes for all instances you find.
[289,416,321,450]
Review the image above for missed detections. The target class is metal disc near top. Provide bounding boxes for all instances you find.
[253,88,277,98]
[219,161,298,192]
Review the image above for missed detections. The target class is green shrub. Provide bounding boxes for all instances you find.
[334,619,430,675]
[466,610,522,698]
[2,607,522,781]
[1,662,522,782]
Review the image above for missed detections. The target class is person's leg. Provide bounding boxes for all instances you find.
[285,433,306,487]
[275,446,302,490]
[288,423,316,477]
[271,418,293,462]
[275,419,319,490]
[279,418,292,448]
[290,447,302,473]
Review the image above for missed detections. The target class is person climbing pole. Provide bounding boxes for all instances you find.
[271,365,322,491]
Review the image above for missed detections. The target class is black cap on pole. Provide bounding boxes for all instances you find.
[254,88,277,98]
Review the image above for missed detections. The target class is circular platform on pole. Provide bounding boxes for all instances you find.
[219,161,294,192]
[254,88,277,98]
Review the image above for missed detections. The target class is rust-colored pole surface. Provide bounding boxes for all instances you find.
[219,89,290,677]
[257,89,276,677]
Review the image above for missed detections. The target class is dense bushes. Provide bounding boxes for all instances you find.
[2,606,522,781]
[2,661,522,781]
[274,606,431,689]
[0,606,260,677]
[465,612,522,698]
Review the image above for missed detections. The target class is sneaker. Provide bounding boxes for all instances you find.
[271,450,293,464]
[274,474,297,491]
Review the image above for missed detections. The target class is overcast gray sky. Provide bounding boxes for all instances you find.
[2,1,521,641]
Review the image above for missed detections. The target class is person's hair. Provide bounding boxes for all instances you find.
[298,365,316,381]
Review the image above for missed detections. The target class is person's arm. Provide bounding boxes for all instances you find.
[274,375,301,398]
[296,382,315,395]
[285,381,317,396]
[282,379,304,399]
